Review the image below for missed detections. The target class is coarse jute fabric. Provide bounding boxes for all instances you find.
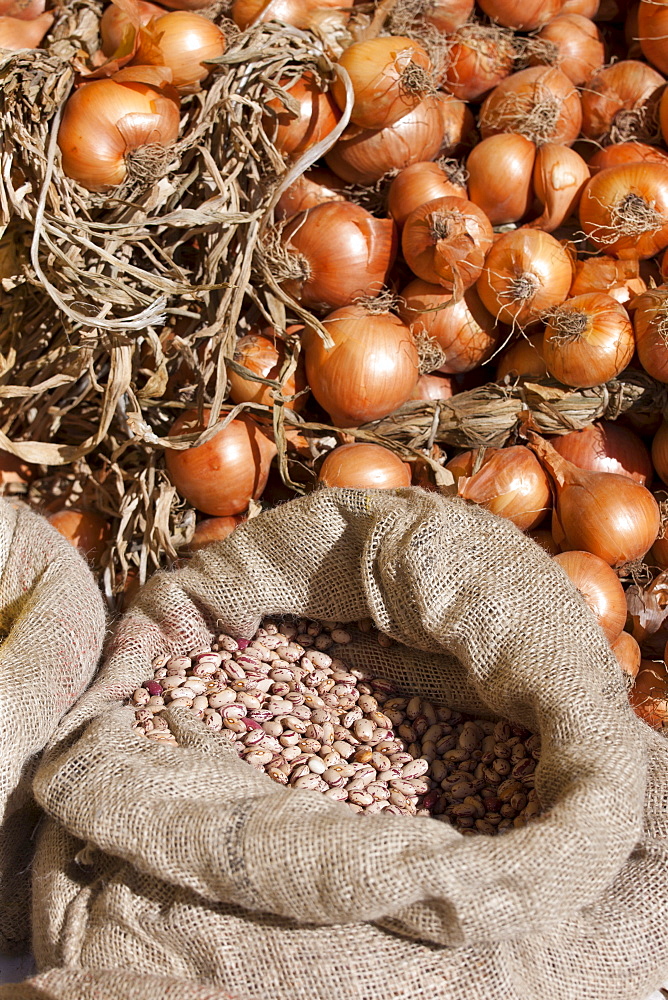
[31,488,668,998]
[0,965,243,999]
[0,499,106,954]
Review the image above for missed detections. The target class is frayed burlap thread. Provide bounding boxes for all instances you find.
[31,488,668,999]
[0,499,106,954]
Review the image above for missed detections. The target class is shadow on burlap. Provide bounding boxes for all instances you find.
[27,489,668,999]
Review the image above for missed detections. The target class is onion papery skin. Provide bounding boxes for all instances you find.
[457,445,552,530]
[495,332,547,379]
[542,291,635,388]
[479,66,583,147]
[630,659,668,728]
[528,527,560,554]
[410,373,456,399]
[529,432,661,567]
[263,72,341,160]
[229,331,308,411]
[0,9,53,50]
[639,0,668,75]
[57,77,181,191]
[579,163,668,259]
[325,94,460,185]
[302,305,419,427]
[651,419,668,485]
[588,141,668,173]
[610,630,641,679]
[422,0,474,32]
[280,201,397,313]
[632,287,668,381]
[570,256,646,304]
[0,0,45,18]
[440,23,516,102]
[48,509,109,563]
[445,446,497,482]
[232,0,353,31]
[401,196,493,292]
[387,161,467,229]
[580,60,665,144]
[478,0,563,29]
[562,0,599,15]
[132,11,226,92]
[399,279,502,372]
[553,549,627,642]
[275,167,346,221]
[524,142,590,232]
[187,515,245,551]
[100,1,165,56]
[331,36,432,131]
[476,229,573,327]
[532,13,605,86]
[551,420,653,485]
[166,410,277,516]
[318,443,412,489]
[466,133,536,226]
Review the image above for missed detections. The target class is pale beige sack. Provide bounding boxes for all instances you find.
[0,499,106,953]
[31,489,668,999]
[0,966,244,999]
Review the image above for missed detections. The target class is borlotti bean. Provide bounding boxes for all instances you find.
[129,618,541,833]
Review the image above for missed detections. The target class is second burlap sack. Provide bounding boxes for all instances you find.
[0,499,106,953]
[31,488,668,999]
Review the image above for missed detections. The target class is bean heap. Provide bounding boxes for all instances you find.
[130,618,541,834]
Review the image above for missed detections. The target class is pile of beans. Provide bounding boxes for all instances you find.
[130,618,541,835]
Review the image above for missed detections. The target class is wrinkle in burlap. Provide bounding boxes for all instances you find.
[0,499,106,953]
[30,489,668,999]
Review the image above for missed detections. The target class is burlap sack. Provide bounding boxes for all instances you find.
[0,499,105,953]
[0,966,242,999]
[31,489,668,999]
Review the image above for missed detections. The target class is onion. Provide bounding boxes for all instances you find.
[528,527,560,554]
[263,72,341,160]
[280,201,397,313]
[325,94,461,185]
[166,410,277,516]
[57,75,180,191]
[495,332,547,379]
[401,196,493,294]
[524,143,589,232]
[532,13,605,85]
[610,630,641,679]
[550,421,653,485]
[629,659,668,728]
[652,420,668,484]
[387,161,467,229]
[579,163,668,259]
[301,305,419,426]
[479,66,583,147]
[331,36,432,131]
[421,0,474,32]
[0,0,45,17]
[440,23,516,102]
[631,287,668,381]
[100,1,165,56]
[317,443,411,489]
[528,431,660,567]
[48,509,109,564]
[562,0,599,14]
[456,445,552,530]
[570,256,646,304]
[186,515,245,551]
[588,140,668,172]
[275,167,346,221]
[466,133,536,226]
[232,0,353,31]
[638,0,668,74]
[229,330,308,412]
[445,447,496,481]
[476,229,573,327]
[410,373,457,399]
[580,60,665,144]
[132,11,226,92]
[553,549,627,642]
[0,9,53,50]
[542,292,635,388]
[399,279,502,372]
[477,0,563,29]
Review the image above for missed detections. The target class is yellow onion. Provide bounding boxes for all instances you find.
[570,256,646,305]
[318,443,411,489]
[479,66,583,147]
[232,0,353,31]
[532,13,605,86]
[542,292,635,388]
[611,630,641,679]
[580,60,665,144]
[495,332,547,379]
[387,161,467,229]
[275,167,346,221]
[551,421,653,486]
[132,11,226,92]
[263,72,341,160]
[100,1,165,56]
[631,287,668,381]
[524,143,589,232]
[0,9,52,50]
[456,445,552,530]
[229,329,308,411]
[579,163,668,260]
[553,549,627,642]
[48,509,109,565]
[466,133,536,226]
[630,659,668,728]
[401,196,493,294]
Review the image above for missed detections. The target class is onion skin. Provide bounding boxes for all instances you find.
[0,9,53,50]
[588,141,668,173]
[232,0,353,31]
[318,443,411,489]
[532,13,605,86]
[387,161,467,229]
[229,331,308,412]
[629,659,668,728]
[639,0,668,75]
[280,201,397,313]
[524,143,590,233]
[551,421,652,486]
[528,432,661,567]
[422,0,474,32]
[186,515,245,551]
[528,528,560,554]
[440,23,516,102]
[579,163,668,260]
[399,279,502,373]
[0,0,45,17]
[275,168,346,221]
[466,133,536,226]
[553,549,628,642]
[100,1,165,56]
[570,256,646,304]
[632,288,668,381]
[302,305,419,427]
[457,445,552,530]
[263,73,340,160]
[495,332,547,380]
[610,630,641,679]
[57,77,180,191]
[478,0,563,29]
[132,11,226,92]
[165,410,277,516]
[401,196,493,293]
[580,60,665,144]
[479,66,583,147]
[48,509,109,564]
[542,291,635,389]
[652,420,668,485]
[410,373,456,400]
